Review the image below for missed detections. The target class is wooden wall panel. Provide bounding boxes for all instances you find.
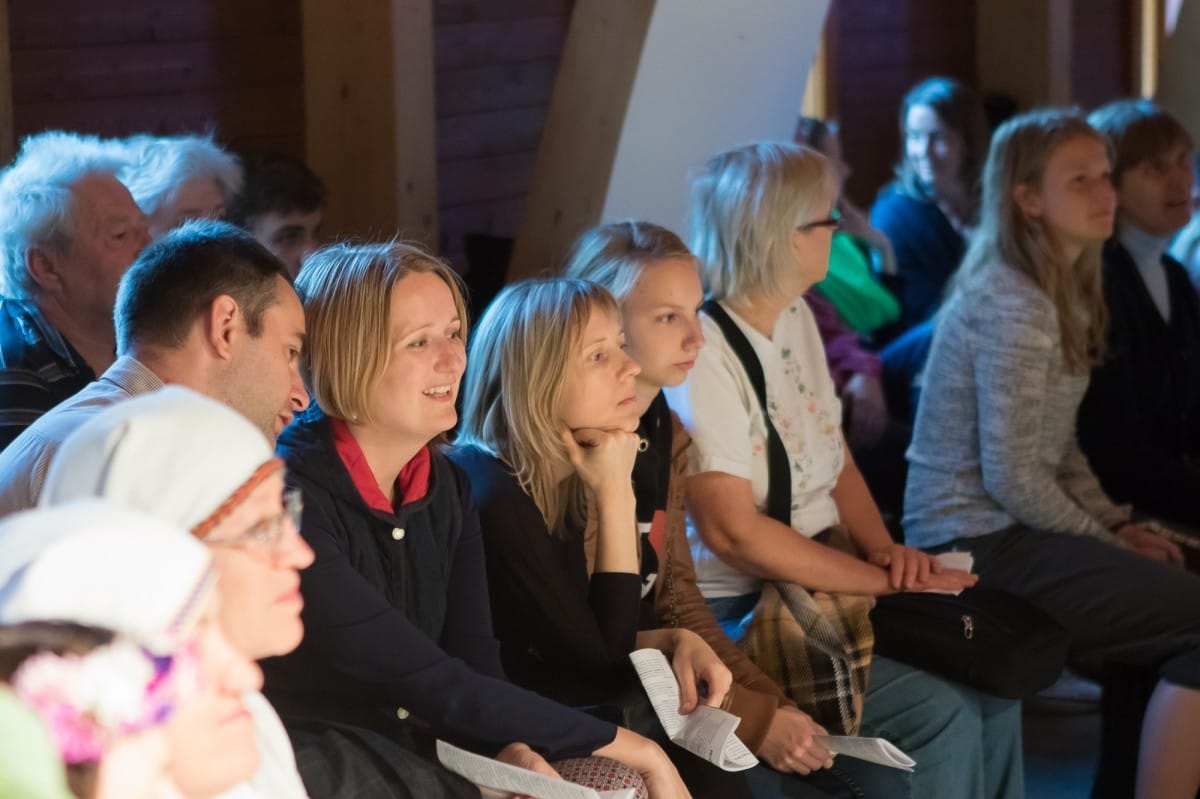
[433,0,571,272]
[1071,0,1133,110]
[832,0,977,208]
[7,0,305,159]
[0,1,13,164]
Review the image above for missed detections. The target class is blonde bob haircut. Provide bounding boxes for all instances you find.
[562,220,693,301]
[294,240,468,424]
[457,278,621,533]
[689,140,839,302]
[949,108,1110,373]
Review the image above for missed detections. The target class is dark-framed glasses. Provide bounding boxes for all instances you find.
[796,208,842,233]
[207,486,303,553]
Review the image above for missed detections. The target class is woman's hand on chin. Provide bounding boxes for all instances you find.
[560,428,639,496]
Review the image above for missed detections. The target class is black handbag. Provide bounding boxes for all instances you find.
[701,299,1071,700]
[870,586,1071,699]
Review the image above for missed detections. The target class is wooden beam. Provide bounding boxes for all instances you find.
[1158,0,1200,133]
[0,0,14,165]
[976,0,1073,108]
[801,35,829,121]
[301,0,437,247]
[508,0,655,280]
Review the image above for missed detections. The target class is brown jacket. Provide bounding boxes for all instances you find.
[584,412,794,753]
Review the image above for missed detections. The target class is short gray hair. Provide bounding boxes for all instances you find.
[119,133,243,219]
[689,140,839,301]
[0,131,128,299]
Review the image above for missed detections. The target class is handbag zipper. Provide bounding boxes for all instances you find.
[876,594,1016,636]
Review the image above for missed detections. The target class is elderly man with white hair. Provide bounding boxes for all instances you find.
[0,131,151,449]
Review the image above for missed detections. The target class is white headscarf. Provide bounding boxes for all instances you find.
[0,500,215,651]
[40,386,278,534]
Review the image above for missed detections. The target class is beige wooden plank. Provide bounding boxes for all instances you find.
[508,0,655,279]
[302,0,437,247]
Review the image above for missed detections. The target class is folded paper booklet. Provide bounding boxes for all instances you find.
[436,740,636,799]
[628,648,759,771]
[926,551,975,595]
[814,735,916,771]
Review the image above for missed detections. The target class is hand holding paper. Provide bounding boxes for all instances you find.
[629,648,758,771]
[814,735,915,771]
[925,551,975,595]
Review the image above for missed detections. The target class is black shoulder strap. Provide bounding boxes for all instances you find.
[700,300,792,526]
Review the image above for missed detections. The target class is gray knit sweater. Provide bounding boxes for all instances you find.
[903,262,1131,549]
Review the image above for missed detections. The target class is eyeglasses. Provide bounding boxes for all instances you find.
[207,487,303,554]
[796,208,842,233]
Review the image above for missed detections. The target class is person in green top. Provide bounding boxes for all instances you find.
[794,117,901,338]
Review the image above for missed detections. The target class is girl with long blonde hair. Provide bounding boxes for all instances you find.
[905,107,1200,799]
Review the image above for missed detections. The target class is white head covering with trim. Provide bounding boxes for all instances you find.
[40,385,276,532]
[0,500,215,652]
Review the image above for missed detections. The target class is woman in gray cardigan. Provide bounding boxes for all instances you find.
[905,108,1200,799]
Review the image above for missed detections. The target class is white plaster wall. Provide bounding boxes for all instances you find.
[600,0,830,236]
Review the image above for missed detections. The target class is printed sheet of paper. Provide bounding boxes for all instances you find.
[924,551,975,595]
[628,648,758,771]
[436,740,636,799]
[815,735,916,771]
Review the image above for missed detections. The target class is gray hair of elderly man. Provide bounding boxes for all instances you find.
[0,131,128,300]
[118,133,243,220]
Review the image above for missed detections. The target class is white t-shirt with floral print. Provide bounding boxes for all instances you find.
[665,299,844,598]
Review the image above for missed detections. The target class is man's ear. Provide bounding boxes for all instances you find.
[25,247,63,294]
[1013,183,1042,218]
[205,295,240,360]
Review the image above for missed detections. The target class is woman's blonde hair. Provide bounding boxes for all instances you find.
[689,140,839,301]
[295,240,468,424]
[457,278,621,533]
[950,108,1110,372]
[562,220,692,300]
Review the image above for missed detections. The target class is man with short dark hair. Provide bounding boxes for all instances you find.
[1080,99,1200,531]
[0,219,308,516]
[228,154,325,280]
[0,131,152,448]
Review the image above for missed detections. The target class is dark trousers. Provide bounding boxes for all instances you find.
[935,526,1200,799]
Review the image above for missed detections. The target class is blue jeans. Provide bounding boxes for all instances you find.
[709,594,1024,799]
[859,656,1023,799]
[746,756,911,799]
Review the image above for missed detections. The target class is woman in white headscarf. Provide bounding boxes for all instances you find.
[0,501,262,799]
[39,387,315,799]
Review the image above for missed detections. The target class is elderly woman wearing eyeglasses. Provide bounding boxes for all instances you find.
[39,384,316,799]
[666,141,1024,799]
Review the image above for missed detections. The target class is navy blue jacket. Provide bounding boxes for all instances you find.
[870,184,966,341]
[262,410,617,759]
[1078,240,1200,527]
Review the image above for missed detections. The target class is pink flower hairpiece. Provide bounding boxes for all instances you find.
[11,639,202,764]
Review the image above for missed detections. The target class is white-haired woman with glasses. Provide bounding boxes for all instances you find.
[668,140,1025,799]
[119,133,242,239]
